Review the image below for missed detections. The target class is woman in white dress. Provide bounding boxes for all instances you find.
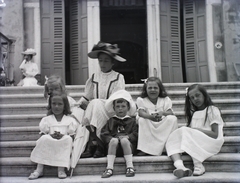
[29,93,78,180]
[79,41,126,158]
[166,84,224,178]
[136,77,178,156]
[18,48,39,86]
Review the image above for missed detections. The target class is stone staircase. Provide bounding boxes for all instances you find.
[0,82,240,183]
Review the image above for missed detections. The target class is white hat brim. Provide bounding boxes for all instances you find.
[105,90,136,116]
[21,51,36,56]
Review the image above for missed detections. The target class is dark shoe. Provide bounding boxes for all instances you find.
[81,141,96,158]
[136,151,148,156]
[126,167,135,177]
[93,149,105,158]
[101,169,113,178]
[81,149,94,158]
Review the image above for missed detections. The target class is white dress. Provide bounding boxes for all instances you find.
[136,97,178,155]
[82,70,125,137]
[30,115,78,169]
[166,106,224,162]
[19,60,39,86]
[67,96,85,124]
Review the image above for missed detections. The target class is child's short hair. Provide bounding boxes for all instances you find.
[47,93,71,116]
[113,98,130,109]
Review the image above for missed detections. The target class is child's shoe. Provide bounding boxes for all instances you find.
[173,168,192,178]
[101,169,113,178]
[58,171,67,179]
[28,170,43,180]
[193,163,205,176]
[126,167,135,177]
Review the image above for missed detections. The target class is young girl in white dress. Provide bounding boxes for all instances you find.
[166,84,224,178]
[44,74,89,171]
[136,77,178,156]
[29,93,78,179]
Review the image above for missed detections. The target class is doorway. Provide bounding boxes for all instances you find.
[100,0,148,84]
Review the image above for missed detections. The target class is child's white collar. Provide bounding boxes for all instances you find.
[113,115,131,120]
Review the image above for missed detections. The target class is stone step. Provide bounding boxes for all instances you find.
[0,136,239,158]
[0,153,239,177]
[0,82,239,95]
[0,110,239,127]
[0,114,45,127]
[224,122,240,136]
[0,94,46,104]
[0,103,47,115]
[172,99,240,111]
[1,122,240,142]
[1,172,240,183]
[0,98,239,115]
[0,89,239,104]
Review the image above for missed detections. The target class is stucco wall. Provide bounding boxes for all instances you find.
[1,0,24,83]
[223,0,240,81]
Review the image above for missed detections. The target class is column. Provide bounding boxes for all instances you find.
[87,0,100,77]
[146,0,161,78]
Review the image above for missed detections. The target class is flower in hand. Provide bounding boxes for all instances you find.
[151,112,162,122]
[51,131,64,140]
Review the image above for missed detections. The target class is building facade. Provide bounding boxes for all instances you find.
[0,0,240,85]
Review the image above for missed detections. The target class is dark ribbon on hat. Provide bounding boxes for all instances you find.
[92,42,120,57]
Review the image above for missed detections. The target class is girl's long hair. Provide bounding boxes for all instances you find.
[185,84,214,126]
[141,77,168,98]
[47,92,71,116]
[44,74,67,99]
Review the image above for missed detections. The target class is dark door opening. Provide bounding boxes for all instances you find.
[100,1,147,84]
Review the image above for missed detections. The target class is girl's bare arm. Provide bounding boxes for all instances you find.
[193,123,218,139]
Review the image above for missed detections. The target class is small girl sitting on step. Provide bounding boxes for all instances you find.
[28,93,78,179]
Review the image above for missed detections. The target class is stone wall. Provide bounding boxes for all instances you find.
[1,0,24,83]
[223,0,240,81]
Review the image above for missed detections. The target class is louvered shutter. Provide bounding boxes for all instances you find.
[70,0,88,84]
[184,0,209,82]
[41,0,65,84]
[160,0,183,83]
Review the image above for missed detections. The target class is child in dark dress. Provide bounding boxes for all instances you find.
[100,90,138,178]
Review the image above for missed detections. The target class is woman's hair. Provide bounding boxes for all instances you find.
[46,92,71,116]
[140,77,168,98]
[185,84,214,126]
[44,74,67,99]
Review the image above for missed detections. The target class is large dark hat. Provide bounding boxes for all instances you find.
[88,41,126,62]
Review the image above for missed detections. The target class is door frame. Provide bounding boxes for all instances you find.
[86,0,216,82]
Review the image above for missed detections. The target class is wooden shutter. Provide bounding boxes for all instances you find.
[70,0,88,84]
[40,0,65,84]
[160,0,183,83]
[184,0,209,82]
